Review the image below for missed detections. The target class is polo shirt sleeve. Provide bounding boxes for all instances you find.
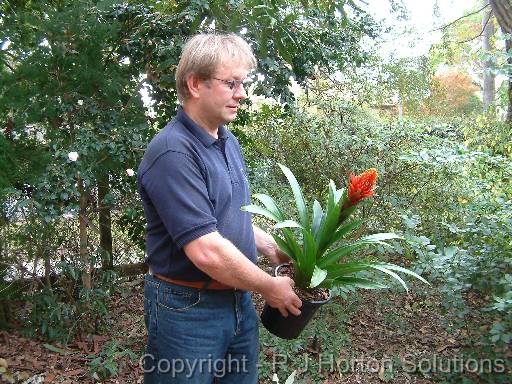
[141,150,217,248]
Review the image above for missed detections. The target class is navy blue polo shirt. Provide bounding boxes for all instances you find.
[137,107,257,281]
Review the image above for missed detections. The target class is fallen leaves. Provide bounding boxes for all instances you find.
[0,279,146,383]
[75,335,108,354]
[43,373,56,383]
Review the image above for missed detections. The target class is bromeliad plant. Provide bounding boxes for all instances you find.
[242,164,428,293]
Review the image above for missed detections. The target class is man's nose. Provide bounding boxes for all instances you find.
[233,84,247,100]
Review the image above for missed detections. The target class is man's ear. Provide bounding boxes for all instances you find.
[186,74,202,99]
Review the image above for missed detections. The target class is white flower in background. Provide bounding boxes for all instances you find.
[35,131,44,142]
[62,212,74,220]
[125,168,135,177]
[77,99,84,106]
[68,151,79,162]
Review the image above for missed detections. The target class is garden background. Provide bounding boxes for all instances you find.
[0,0,510,383]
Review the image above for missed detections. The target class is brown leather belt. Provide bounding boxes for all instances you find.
[153,273,233,290]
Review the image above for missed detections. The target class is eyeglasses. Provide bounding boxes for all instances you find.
[212,77,247,91]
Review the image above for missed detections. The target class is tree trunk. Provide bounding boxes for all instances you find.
[78,176,92,289]
[44,247,51,287]
[490,0,512,31]
[5,117,14,139]
[0,298,11,329]
[0,217,11,327]
[0,211,6,270]
[489,0,512,122]
[97,173,113,270]
[505,38,512,123]
[397,92,403,120]
[482,2,496,112]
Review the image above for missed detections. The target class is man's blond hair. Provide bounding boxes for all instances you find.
[175,33,257,103]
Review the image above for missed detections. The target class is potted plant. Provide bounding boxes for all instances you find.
[242,164,429,339]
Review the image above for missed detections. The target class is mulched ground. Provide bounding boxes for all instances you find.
[1,262,510,383]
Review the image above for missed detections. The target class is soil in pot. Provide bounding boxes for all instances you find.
[275,264,330,301]
[260,263,331,340]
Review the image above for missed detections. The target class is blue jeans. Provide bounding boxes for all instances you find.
[143,274,259,384]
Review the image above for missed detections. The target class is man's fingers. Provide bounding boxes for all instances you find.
[278,307,289,317]
[288,304,301,316]
[287,278,301,316]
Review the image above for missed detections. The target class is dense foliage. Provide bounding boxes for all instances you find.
[241,97,511,381]
[0,0,378,340]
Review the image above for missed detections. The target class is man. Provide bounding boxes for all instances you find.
[137,33,302,384]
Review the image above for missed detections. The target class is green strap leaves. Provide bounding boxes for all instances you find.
[310,265,327,288]
[278,163,309,229]
[241,163,428,294]
[240,204,280,222]
[254,193,286,221]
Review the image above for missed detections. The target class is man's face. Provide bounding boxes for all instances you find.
[197,62,249,128]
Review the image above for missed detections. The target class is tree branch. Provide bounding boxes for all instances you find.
[432,3,490,32]
[457,10,493,44]
[1,59,14,72]
[1,50,16,71]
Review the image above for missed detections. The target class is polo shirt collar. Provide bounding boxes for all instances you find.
[176,107,229,147]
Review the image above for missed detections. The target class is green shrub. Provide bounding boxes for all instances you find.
[25,260,119,344]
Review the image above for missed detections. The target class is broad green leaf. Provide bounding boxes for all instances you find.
[310,265,327,288]
[324,262,379,277]
[278,163,309,229]
[280,228,303,267]
[275,220,303,229]
[333,184,344,203]
[254,193,285,221]
[379,263,430,285]
[272,234,295,261]
[302,229,318,279]
[320,232,400,266]
[318,278,336,289]
[312,199,324,238]
[330,276,388,289]
[318,242,368,268]
[361,233,402,242]
[330,219,363,244]
[329,180,337,201]
[240,204,279,222]
[318,235,394,268]
[325,262,427,289]
[315,181,342,254]
[370,265,409,291]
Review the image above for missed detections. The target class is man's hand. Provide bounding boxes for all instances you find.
[253,225,291,266]
[265,247,291,266]
[262,276,302,317]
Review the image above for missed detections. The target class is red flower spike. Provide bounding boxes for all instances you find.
[348,168,378,205]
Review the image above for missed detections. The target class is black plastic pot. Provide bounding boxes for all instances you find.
[260,264,332,340]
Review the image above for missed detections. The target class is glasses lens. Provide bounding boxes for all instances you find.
[212,78,246,91]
